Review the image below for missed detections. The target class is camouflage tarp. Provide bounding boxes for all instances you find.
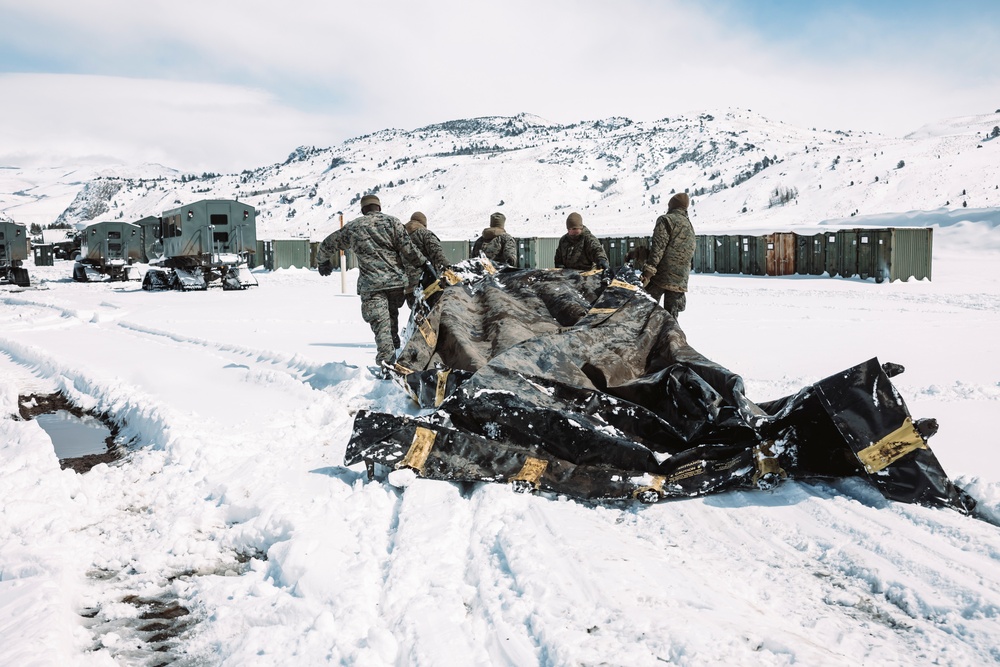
[346,259,973,511]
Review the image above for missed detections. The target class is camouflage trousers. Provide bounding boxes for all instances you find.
[360,288,405,365]
[646,285,687,319]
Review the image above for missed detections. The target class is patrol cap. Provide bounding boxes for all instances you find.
[360,194,381,210]
[566,212,583,229]
[489,212,506,228]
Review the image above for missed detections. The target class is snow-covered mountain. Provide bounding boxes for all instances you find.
[2,109,999,239]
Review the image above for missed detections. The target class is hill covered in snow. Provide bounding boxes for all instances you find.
[2,109,999,239]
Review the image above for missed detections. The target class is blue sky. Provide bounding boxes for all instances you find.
[1,0,997,172]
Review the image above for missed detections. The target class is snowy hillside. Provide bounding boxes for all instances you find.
[3,109,999,240]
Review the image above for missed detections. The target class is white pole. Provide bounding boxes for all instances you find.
[339,212,347,294]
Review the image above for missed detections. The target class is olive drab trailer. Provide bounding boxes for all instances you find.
[73,221,143,282]
[133,215,163,263]
[0,221,30,287]
[142,199,258,291]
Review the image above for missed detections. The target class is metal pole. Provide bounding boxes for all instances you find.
[339,212,347,294]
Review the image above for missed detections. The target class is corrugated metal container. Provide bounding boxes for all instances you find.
[515,237,538,269]
[739,235,766,276]
[822,231,840,276]
[440,240,469,266]
[693,235,716,274]
[795,233,827,276]
[533,237,560,269]
[33,244,54,266]
[270,239,310,269]
[764,232,796,276]
[835,229,860,278]
[251,240,266,269]
[714,235,741,274]
[888,227,933,282]
[856,229,888,281]
[601,236,630,268]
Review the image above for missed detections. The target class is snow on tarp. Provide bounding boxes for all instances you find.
[347,258,974,511]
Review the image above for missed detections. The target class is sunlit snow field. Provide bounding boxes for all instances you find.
[2,217,1000,666]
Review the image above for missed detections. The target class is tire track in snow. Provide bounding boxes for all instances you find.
[115,320,359,390]
[624,480,1000,665]
[372,478,490,665]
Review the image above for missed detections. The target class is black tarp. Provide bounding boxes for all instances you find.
[346,259,973,511]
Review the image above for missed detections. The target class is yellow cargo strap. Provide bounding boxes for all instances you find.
[392,361,414,376]
[857,417,927,474]
[752,440,787,486]
[417,317,437,347]
[632,475,666,500]
[510,457,548,490]
[441,268,462,285]
[398,426,436,473]
[422,281,443,299]
[434,369,451,406]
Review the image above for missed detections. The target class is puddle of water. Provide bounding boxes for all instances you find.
[35,410,111,458]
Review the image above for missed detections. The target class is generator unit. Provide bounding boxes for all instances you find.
[73,221,143,282]
[142,199,258,291]
[0,221,30,287]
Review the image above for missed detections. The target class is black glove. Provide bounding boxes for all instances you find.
[597,258,610,271]
[420,260,438,288]
[317,260,333,277]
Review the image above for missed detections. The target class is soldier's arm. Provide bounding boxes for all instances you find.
[554,240,565,268]
[643,217,671,276]
[588,236,608,266]
[503,236,518,266]
[428,232,449,269]
[316,228,348,264]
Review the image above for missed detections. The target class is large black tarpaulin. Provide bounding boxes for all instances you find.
[345,259,973,511]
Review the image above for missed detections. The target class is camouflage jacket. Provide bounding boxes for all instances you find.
[642,208,695,292]
[554,226,608,270]
[404,220,449,286]
[472,227,517,266]
[317,212,426,295]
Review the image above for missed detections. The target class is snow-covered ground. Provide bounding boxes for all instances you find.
[2,216,1000,666]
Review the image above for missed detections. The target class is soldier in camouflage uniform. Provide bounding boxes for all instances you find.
[316,194,428,367]
[640,192,695,319]
[472,212,517,266]
[554,212,610,271]
[404,211,449,307]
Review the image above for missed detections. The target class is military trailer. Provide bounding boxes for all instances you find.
[73,221,143,282]
[41,227,81,260]
[142,199,258,291]
[132,215,163,263]
[0,221,31,287]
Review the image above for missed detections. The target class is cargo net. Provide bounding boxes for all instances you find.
[347,258,974,512]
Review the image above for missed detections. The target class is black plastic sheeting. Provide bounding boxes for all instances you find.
[346,259,974,512]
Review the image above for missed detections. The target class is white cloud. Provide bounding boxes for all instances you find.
[0,74,343,172]
[1,0,997,171]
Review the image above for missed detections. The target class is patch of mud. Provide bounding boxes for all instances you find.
[17,392,126,473]
[81,589,197,666]
[81,551,265,665]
